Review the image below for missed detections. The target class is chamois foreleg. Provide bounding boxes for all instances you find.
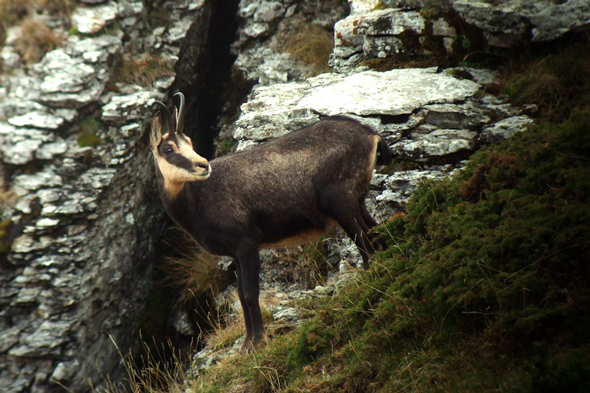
[235,242,266,353]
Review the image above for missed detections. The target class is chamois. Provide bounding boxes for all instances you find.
[150,92,392,353]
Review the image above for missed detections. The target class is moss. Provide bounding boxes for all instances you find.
[0,219,12,254]
[147,0,171,31]
[0,0,32,42]
[77,116,102,147]
[503,44,590,122]
[37,0,75,18]
[215,135,238,157]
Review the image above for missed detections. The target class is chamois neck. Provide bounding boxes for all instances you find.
[154,163,186,201]
[163,178,186,200]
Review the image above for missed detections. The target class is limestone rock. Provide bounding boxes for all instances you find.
[235,68,480,146]
[481,115,534,144]
[101,90,164,125]
[452,0,590,47]
[71,2,118,34]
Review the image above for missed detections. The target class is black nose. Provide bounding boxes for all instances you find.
[197,162,209,170]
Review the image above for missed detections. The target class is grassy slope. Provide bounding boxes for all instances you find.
[190,43,590,392]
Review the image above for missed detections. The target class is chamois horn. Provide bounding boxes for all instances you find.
[173,92,185,135]
[153,100,175,135]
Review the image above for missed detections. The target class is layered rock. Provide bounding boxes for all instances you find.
[452,0,590,47]
[1,0,581,390]
[0,1,213,392]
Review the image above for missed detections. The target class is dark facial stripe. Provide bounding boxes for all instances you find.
[165,152,196,172]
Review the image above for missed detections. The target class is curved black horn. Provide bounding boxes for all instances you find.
[173,92,185,135]
[153,100,174,135]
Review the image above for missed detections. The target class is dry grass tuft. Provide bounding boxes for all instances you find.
[282,23,334,74]
[37,0,75,17]
[15,17,63,64]
[161,232,232,312]
[109,54,174,90]
[205,295,246,350]
[0,0,33,26]
[100,335,191,393]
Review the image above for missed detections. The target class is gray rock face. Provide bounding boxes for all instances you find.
[233,65,530,212]
[330,7,457,72]
[0,0,212,392]
[452,0,590,47]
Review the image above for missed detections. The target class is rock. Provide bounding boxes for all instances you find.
[101,90,164,125]
[51,360,80,381]
[378,169,448,206]
[36,50,105,108]
[0,327,21,353]
[9,320,72,357]
[331,9,427,71]
[71,2,118,34]
[235,68,480,146]
[13,168,63,192]
[481,115,534,144]
[0,123,55,165]
[452,0,590,47]
[36,139,68,160]
[11,235,53,254]
[394,128,477,158]
[67,35,122,63]
[8,110,65,130]
[0,46,21,69]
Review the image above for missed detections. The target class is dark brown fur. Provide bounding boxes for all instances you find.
[151,93,392,352]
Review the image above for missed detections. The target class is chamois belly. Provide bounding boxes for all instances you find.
[259,218,337,249]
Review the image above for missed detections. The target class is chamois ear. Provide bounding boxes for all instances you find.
[173,92,185,135]
[150,111,163,153]
[153,100,175,136]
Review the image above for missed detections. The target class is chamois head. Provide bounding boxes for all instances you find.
[151,93,211,192]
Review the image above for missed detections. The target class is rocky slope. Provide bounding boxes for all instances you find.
[0,0,587,392]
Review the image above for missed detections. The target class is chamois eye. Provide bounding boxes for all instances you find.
[164,146,173,154]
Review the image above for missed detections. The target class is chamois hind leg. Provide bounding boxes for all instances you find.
[323,200,375,270]
[235,242,267,353]
[360,201,387,251]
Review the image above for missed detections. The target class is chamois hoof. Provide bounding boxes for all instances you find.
[240,339,254,354]
[240,335,268,354]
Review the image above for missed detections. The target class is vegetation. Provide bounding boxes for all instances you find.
[281,22,334,75]
[100,16,590,393]
[160,230,234,315]
[15,17,62,64]
[77,116,102,147]
[108,54,174,90]
[0,0,73,62]
[187,103,590,393]
[0,219,13,254]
